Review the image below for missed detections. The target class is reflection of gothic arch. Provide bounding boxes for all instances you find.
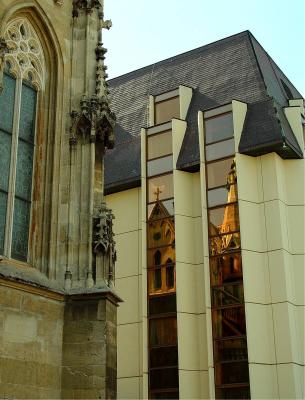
[0,2,63,277]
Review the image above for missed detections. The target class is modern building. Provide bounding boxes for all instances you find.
[104,31,305,399]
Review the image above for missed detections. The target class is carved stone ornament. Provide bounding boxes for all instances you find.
[53,0,64,5]
[0,37,9,91]
[4,18,45,89]
[72,0,102,17]
[93,202,117,282]
[70,94,116,148]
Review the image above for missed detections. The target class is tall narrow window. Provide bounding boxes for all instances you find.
[0,18,44,262]
[204,109,250,399]
[146,98,179,398]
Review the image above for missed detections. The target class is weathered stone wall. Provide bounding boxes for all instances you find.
[61,297,117,399]
[0,284,64,399]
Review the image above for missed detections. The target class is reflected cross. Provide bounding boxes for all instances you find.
[154,187,162,201]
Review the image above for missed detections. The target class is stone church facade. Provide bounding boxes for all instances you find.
[0,1,119,399]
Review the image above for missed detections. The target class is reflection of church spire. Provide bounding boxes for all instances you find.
[221,158,239,248]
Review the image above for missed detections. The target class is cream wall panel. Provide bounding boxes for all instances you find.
[115,230,140,279]
[268,250,292,303]
[286,205,305,254]
[175,215,198,264]
[277,363,304,400]
[272,302,299,364]
[176,263,204,314]
[117,323,141,378]
[203,257,211,309]
[265,200,289,251]
[291,255,305,305]
[179,85,193,120]
[172,119,187,166]
[245,303,276,364]
[174,170,194,217]
[232,100,247,151]
[199,370,210,399]
[261,153,286,202]
[106,188,140,234]
[284,106,304,152]
[295,306,305,365]
[116,276,140,325]
[239,201,267,252]
[192,173,202,217]
[285,160,305,205]
[179,370,203,399]
[248,364,279,399]
[177,313,202,371]
[242,250,271,304]
[235,154,263,203]
[117,377,140,399]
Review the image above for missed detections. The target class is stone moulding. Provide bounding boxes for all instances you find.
[0,37,9,91]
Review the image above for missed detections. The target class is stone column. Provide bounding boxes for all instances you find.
[61,292,118,399]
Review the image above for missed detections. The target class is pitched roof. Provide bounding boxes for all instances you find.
[105,30,303,193]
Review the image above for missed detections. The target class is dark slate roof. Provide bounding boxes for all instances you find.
[105,30,303,193]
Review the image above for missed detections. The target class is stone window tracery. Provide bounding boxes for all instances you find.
[4,18,45,89]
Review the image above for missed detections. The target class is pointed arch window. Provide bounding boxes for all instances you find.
[0,18,45,262]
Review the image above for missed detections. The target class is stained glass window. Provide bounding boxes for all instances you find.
[0,74,37,261]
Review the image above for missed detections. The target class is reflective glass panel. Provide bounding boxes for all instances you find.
[0,73,16,133]
[150,345,178,368]
[155,97,179,125]
[148,200,174,219]
[205,113,233,144]
[209,232,241,256]
[147,155,173,177]
[11,197,31,261]
[166,265,175,288]
[150,317,177,346]
[151,392,179,400]
[212,306,246,338]
[205,138,235,162]
[209,204,240,236]
[149,294,176,315]
[0,192,7,253]
[210,253,242,286]
[150,367,179,390]
[207,158,234,189]
[215,361,249,385]
[147,130,172,160]
[214,337,248,362]
[148,174,173,202]
[15,140,34,200]
[19,83,37,143]
[212,283,244,307]
[207,187,228,207]
[0,130,12,191]
[148,265,176,295]
[216,387,250,400]
[147,216,175,248]
[148,246,175,267]
[154,268,162,290]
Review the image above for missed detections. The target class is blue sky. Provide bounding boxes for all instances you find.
[104,0,305,96]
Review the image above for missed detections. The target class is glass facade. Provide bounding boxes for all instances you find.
[154,97,180,125]
[204,111,250,399]
[0,73,37,261]
[146,126,179,399]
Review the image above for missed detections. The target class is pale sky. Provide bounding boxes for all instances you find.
[104,0,305,96]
